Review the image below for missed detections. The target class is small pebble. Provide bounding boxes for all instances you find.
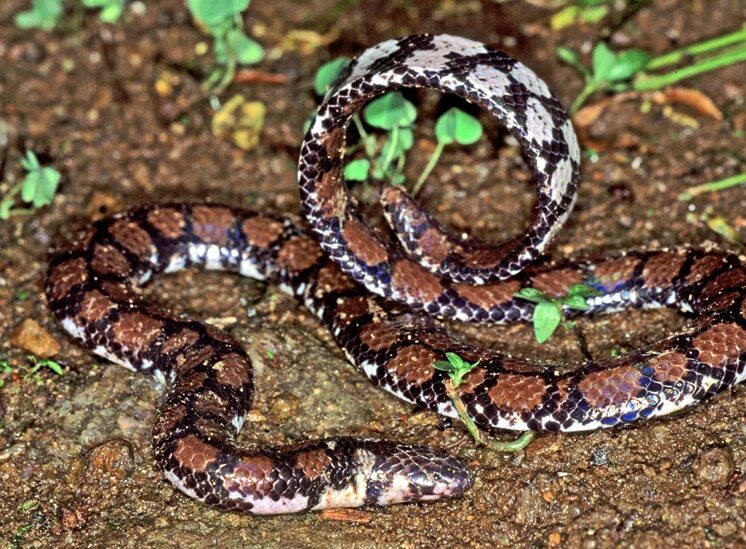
[269,391,302,421]
[693,447,734,487]
[10,319,61,358]
[60,506,87,530]
[590,446,609,466]
[86,439,136,480]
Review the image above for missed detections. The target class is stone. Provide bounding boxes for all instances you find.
[10,318,61,357]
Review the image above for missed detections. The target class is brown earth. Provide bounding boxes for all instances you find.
[1,0,745,547]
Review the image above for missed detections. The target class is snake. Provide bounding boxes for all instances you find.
[44,34,746,515]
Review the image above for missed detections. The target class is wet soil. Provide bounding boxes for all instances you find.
[1,0,745,547]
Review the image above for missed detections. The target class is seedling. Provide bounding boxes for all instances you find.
[0,151,61,220]
[8,524,33,549]
[433,352,481,387]
[188,0,264,92]
[313,57,350,97]
[30,356,64,375]
[514,283,601,344]
[17,501,39,513]
[8,501,40,549]
[14,0,62,29]
[0,359,12,387]
[558,27,746,112]
[20,355,64,385]
[14,0,124,29]
[313,58,484,194]
[362,91,416,184]
[15,289,30,302]
[434,352,534,452]
[81,0,125,22]
[343,159,370,182]
[557,43,650,113]
[413,107,482,195]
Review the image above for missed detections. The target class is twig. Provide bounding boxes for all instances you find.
[234,70,289,85]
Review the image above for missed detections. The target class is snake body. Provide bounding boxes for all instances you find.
[45,35,746,514]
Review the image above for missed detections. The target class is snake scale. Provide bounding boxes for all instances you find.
[45,35,746,514]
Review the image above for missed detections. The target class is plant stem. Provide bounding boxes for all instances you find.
[203,68,224,91]
[380,125,399,173]
[352,114,376,156]
[491,430,536,452]
[646,27,746,70]
[214,57,237,92]
[570,82,600,114]
[678,172,746,201]
[413,141,444,196]
[396,149,406,174]
[4,182,22,198]
[443,379,535,452]
[634,47,746,91]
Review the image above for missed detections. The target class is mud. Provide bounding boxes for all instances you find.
[1,0,745,547]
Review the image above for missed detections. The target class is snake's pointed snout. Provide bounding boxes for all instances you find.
[420,453,475,499]
[368,442,476,505]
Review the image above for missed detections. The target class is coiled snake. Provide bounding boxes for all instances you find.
[45,34,746,514]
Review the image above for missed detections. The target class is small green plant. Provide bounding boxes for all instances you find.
[31,356,64,375]
[81,0,125,22]
[14,289,30,302]
[360,91,417,185]
[0,151,61,220]
[24,355,64,385]
[14,0,62,30]
[558,27,746,112]
[8,502,39,549]
[187,0,264,92]
[514,283,601,344]
[314,58,484,195]
[557,43,650,113]
[434,352,535,452]
[313,57,350,96]
[8,523,34,549]
[433,352,481,386]
[0,360,12,387]
[14,0,125,29]
[17,501,39,513]
[413,106,482,195]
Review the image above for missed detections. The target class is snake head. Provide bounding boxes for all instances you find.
[359,441,475,506]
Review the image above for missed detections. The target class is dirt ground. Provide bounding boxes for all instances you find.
[1,0,745,547]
